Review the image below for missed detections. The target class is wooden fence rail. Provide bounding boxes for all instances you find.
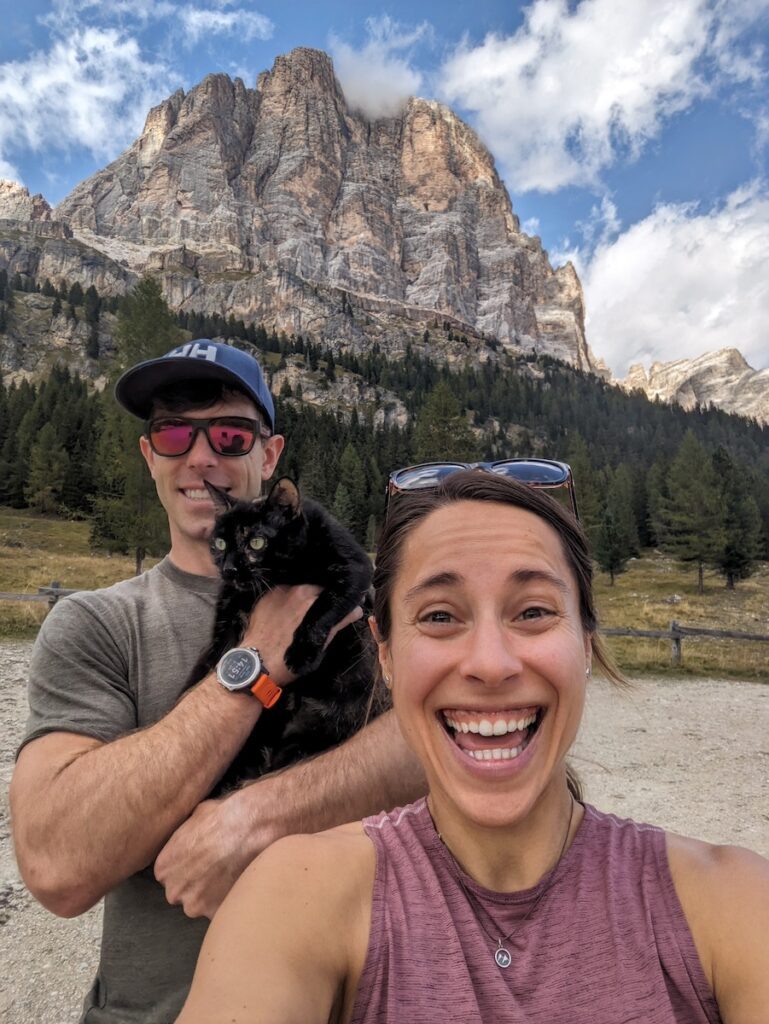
[0,582,78,610]
[603,619,769,666]
[1,591,768,666]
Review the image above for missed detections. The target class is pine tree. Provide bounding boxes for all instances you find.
[68,282,85,307]
[414,381,481,463]
[656,431,722,593]
[25,423,70,513]
[90,278,181,569]
[712,448,763,588]
[594,470,636,584]
[114,276,184,368]
[336,443,368,541]
[564,433,601,548]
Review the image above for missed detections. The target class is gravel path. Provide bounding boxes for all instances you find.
[2,641,768,1023]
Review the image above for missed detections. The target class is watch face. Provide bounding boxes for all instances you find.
[218,648,260,690]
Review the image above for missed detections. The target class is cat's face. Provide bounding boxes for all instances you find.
[207,478,304,588]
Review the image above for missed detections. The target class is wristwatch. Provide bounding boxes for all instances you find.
[216,647,282,708]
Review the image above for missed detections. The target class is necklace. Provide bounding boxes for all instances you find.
[433,797,576,970]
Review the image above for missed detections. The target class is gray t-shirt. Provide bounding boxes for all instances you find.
[22,557,221,1023]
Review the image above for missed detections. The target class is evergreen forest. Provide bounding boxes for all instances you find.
[1,272,767,588]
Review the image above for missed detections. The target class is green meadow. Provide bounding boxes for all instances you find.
[1,506,767,680]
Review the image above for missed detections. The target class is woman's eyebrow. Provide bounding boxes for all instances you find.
[404,572,462,602]
[404,568,569,603]
[509,568,569,593]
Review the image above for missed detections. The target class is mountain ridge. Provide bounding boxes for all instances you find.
[0,47,597,372]
[619,348,769,426]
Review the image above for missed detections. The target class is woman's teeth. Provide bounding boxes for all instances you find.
[468,745,526,761]
[441,710,540,763]
[443,712,537,736]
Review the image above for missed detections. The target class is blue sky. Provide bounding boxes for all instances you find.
[1,0,768,375]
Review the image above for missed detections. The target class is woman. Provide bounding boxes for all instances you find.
[177,469,769,1023]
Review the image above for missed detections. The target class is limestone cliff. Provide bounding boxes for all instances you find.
[0,48,596,371]
[619,349,769,426]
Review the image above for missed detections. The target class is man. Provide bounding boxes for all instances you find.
[10,340,424,1023]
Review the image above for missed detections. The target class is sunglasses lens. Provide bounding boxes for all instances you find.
[391,464,467,491]
[149,421,194,456]
[491,461,569,485]
[208,420,256,456]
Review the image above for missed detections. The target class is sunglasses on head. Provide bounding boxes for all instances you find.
[145,416,271,458]
[386,459,579,519]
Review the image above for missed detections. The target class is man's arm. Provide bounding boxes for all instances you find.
[10,584,323,918]
[155,708,425,917]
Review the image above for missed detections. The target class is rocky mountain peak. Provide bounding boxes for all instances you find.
[619,348,769,425]
[4,48,599,372]
[0,181,52,221]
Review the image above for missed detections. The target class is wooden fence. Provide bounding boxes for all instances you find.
[1,590,768,666]
[603,620,769,666]
[0,582,78,610]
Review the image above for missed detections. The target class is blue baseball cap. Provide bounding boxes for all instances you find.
[114,340,276,432]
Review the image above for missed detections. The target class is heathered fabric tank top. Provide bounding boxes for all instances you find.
[350,799,721,1024]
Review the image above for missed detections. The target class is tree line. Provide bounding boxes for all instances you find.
[1,273,767,586]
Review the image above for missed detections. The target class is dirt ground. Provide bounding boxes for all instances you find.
[1,640,768,1023]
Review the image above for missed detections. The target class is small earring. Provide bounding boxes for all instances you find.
[383,674,391,688]
[585,666,591,678]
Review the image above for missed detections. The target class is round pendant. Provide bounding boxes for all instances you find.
[495,945,512,969]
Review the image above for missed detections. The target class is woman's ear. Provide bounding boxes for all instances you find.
[368,617,393,688]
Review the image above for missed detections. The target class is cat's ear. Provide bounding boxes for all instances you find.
[203,480,235,513]
[268,477,301,517]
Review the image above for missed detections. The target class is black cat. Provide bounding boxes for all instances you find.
[185,477,388,794]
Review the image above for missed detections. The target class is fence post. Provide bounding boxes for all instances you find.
[670,620,682,666]
[48,580,61,611]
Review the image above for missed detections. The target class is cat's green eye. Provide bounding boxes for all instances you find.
[249,536,267,551]
[214,538,226,551]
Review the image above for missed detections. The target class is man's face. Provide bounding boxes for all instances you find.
[139,394,284,552]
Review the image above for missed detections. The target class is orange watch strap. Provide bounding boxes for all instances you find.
[249,672,282,708]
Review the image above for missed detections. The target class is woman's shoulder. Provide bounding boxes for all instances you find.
[665,831,769,1018]
[248,822,377,926]
[255,821,375,890]
[665,829,769,903]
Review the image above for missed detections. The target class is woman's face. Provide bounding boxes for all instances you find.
[377,500,591,831]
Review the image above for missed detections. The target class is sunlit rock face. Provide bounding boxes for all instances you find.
[36,47,595,367]
[619,348,769,426]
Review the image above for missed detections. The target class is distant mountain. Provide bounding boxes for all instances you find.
[618,348,769,427]
[0,47,599,377]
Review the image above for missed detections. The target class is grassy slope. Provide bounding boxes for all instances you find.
[0,507,157,638]
[1,507,767,678]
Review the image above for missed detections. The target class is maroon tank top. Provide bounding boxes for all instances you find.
[350,800,721,1024]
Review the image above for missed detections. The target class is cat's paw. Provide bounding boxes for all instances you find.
[285,635,324,675]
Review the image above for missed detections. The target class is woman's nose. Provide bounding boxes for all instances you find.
[458,617,524,687]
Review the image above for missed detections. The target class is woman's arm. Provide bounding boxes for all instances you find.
[177,825,375,1024]
[668,834,769,1023]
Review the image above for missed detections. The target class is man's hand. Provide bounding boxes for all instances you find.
[155,790,260,919]
[241,584,363,685]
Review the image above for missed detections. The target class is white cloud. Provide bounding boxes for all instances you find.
[438,0,768,193]
[179,8,273,46]
[330,16,430,120]
[0,28,177,170]
[42,0,178,28]
[579,183,769,375]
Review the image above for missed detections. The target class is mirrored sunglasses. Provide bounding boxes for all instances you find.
[146,416,271,458]
[387,459,579,518]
